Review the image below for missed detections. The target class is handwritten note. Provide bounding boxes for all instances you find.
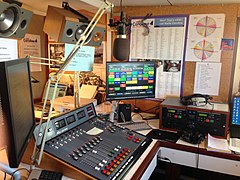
[194,62,221,95]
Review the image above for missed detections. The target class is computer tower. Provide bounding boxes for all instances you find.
[117,104,132,123]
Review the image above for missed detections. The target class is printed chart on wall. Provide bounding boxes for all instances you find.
[186,14,225,62]
[130,15,188,99]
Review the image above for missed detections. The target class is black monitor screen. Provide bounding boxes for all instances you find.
[0,58,35,168]
[106,61,156,100]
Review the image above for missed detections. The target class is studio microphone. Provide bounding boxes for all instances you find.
[113,12,130,61]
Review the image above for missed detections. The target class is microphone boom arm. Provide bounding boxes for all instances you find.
[31,0,114,168]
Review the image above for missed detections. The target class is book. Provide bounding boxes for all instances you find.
[207,134,231,153]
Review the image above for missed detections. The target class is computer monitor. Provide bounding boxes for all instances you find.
[106,61,156,101]
[0,58,35,168]
[230,94,240,138]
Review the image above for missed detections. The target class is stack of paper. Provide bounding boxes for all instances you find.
[80,84,98,99]
[207,134,231,153]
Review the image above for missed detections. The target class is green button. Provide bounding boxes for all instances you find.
[210,120,214,123]
[178,115,182,118]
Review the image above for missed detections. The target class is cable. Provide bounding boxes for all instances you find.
[4,172,6,180]
[158,156,172,163]
[10,168,30,180]
[120,0,123,12]
[131,113,144,120]
[167,0,173,6]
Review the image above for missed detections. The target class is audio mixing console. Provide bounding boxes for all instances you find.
[34,103,152,180]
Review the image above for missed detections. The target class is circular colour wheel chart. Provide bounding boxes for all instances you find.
[196,16,217,37]
[193,40,214,60]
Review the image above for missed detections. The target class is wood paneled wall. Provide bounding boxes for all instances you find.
[24,14,48,100]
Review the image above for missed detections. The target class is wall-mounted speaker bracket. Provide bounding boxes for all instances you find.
[62,2,89,23]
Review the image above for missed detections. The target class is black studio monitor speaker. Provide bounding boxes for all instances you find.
[0,1,32,38]
[118,104,132,123]
[44,6,106,46]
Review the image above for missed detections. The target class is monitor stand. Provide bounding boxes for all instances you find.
[109,101,118,122]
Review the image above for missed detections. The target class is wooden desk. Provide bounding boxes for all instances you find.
[158,140,240,177]
[131,116,240,177]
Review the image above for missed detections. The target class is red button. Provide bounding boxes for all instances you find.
[205,119,210,123]
[174,115,178,118]
[106,165,111,170]
[102,169,107,174]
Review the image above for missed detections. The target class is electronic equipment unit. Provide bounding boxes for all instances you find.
[159,97,230,138]
[34,103,152,180]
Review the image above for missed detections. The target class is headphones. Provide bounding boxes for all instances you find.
[180,94,212,106]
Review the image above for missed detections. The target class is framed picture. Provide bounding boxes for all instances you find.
[94,41,106,67]
[48,43,65,69]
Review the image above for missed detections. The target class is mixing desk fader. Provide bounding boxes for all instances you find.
[34,103,152,180]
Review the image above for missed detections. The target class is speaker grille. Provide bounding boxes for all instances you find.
[0,2,32,38]
[0,5,20,37]
[61,20,105,46]
[74,24,92,44]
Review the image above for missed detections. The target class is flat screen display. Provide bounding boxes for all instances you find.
[231,96,240,126]
[106,61,156,100]
[0,58,36,168]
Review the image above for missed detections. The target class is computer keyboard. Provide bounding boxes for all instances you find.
[121,121,152,131]
[39,170,63,180]
[28,170,62,180]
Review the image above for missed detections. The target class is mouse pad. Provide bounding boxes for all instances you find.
[146,129,181,143]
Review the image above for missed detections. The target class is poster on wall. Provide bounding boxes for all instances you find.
[130,15,188,99]
[186,14,225,62]
[19,34,41,71]
[0,38,18,61]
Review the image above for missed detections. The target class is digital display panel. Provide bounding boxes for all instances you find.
[106,61,156,100]
[77,110,86,120]
[199,113,208,117]
[168,110,175,113]
[66,115,76,125]
[55,119,66,130]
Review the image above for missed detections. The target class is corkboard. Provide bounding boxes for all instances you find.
[113,4,240,103]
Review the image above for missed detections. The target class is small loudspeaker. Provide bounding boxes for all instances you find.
[118,104,132,123]
[0,2,32,38]
[44,6,105,46]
